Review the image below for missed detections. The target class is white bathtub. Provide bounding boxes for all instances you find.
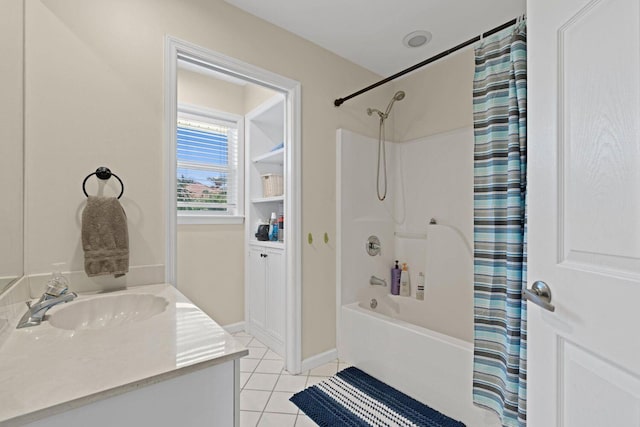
[338,296,501,427]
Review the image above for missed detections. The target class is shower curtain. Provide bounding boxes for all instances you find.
[472,21,527,427]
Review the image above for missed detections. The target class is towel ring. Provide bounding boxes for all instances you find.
[82,167,124,199]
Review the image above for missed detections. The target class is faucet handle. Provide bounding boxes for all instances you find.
[25,300,32,309]
[44,272,69,297]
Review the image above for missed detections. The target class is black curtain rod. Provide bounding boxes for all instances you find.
[334,17,519,107]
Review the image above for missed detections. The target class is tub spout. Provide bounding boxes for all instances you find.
[369,276,387,287]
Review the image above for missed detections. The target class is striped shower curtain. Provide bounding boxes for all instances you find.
[472,21,527,427]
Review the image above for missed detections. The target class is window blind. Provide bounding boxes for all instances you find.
[177,115,239,215]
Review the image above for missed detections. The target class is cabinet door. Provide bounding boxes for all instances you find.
[265,248,285,342]
[247,246,266,330]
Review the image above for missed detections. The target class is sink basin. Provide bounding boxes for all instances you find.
[49,294,168,330]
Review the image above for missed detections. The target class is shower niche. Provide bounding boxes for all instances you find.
[245,95,287,355]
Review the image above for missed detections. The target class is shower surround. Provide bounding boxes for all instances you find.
[336,127,500,426]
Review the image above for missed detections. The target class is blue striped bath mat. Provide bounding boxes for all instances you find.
[290,367,465,427]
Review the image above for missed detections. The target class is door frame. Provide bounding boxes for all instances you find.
[164,36,302,373]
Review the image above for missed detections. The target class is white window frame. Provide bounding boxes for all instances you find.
[176,104,244,225]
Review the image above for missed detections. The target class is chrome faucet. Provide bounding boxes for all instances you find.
[369,275,387,287]
[17,279,77,329]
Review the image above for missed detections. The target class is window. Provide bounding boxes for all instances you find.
[177,106,243,224]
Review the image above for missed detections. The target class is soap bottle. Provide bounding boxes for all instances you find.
[391,260,401,295]
[416,272,425,300]
[399,263,411,297]
[269,212,278,241]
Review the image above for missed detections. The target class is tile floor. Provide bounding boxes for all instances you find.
[232,331,351,427]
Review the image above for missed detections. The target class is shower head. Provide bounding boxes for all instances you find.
[366,91,406,120]
[384,91,406,116]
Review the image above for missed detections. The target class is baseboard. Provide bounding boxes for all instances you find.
[223,321,245,334]
[301,348,338,373]
[245,324,285,357]
[26,264,165,297]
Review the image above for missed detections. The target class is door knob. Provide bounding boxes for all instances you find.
[523,281,555,312]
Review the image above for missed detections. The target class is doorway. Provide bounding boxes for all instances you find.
[164,36,302,374]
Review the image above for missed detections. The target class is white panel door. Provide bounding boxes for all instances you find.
[528,0,640,426]
[248,246,266,330]
[265,248,285,342]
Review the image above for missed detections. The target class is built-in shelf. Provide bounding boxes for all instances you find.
[245,96,288,356]
[249,240,285,249]
[252,196,284,204]
[388,294,423,301]
[252,147,284,164]
[394,231,428,240]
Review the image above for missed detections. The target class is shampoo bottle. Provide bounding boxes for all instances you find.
[391,260,401,295]
[416,272,425,300]
[400,263,411,297]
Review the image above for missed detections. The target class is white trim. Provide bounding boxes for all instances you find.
[233,360,240,427]
[335,129,344,357]
[164,35,302,375]
[286,82,302,375]
[223,321,246,334]
[246,322,285,357]
[164,37,178,286]
[301,348,339,373]
[178,103,243,126]
[178,215,244,225]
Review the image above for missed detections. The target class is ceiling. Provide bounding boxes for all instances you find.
[224,0,526,76]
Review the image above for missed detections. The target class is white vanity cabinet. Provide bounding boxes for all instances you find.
[0,284,247,427]
[246,243,285,355]
[24,361,238,427]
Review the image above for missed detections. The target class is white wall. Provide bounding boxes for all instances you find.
[23,0,393,359]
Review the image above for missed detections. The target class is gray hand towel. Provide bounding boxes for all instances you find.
[81,196,129,277]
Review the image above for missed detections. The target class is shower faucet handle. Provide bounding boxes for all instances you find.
[366,236,381,256]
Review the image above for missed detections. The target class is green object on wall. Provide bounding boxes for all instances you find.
[308,233,313,244]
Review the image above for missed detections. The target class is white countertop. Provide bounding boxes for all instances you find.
[0,284,248,426]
